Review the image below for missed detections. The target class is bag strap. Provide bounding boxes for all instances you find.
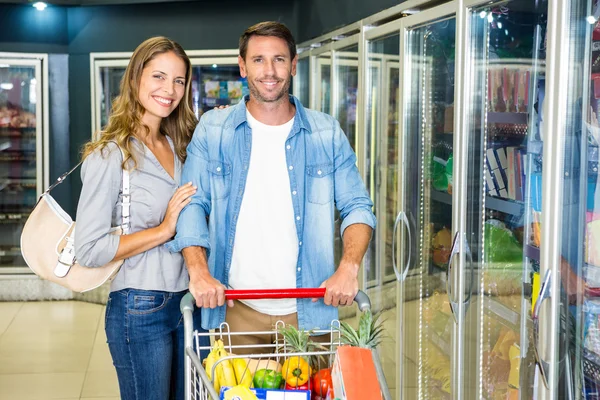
[45,144,131,234]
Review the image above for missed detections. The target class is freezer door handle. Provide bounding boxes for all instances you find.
[532,269,552,389]
[446,231,461,324]
[392,211,412,282]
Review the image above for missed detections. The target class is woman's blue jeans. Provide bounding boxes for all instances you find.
[105,289,209,400]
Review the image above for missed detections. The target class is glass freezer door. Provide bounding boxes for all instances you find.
[398,4,459,398]
[556,0,600,398]
[463,1,548,398]
[0,59,43,273]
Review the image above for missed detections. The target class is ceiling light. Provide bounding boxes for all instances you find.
[212,64,218,68]
[479,11,487,19]
[487,13,494,23]
[497,22,503,29]
[33,2,47,11]
[0,83,14,90]
[587,16,598,24]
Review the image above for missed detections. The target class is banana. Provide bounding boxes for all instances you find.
[232,358,253,388]
[203,341,222,393]
[218,348,238,388]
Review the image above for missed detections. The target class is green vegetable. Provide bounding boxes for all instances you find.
[253,368,283,389]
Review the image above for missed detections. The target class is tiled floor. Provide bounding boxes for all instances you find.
[0,301,119,400]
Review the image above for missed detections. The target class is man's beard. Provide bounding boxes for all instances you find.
[247,75,292,103]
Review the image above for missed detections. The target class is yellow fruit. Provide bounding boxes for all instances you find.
[218,348,238,388]
[203,342,222,393]
[232,358,253,388]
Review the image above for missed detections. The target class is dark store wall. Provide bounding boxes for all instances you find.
[295,0,405,42]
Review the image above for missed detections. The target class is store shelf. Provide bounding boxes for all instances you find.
[0,179,36,190]
[0,248,22,257]
[485,196,524,216]
[431,190,452,205]
[487,112,529,125]
[524,244,540,261]
[0,213,29,223]
[485,298,520,330]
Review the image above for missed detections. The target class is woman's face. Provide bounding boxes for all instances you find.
[138,51,187,125]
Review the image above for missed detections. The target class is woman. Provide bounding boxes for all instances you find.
[74,37,208,400]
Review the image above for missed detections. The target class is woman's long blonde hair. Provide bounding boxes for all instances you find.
[82,36,196,168]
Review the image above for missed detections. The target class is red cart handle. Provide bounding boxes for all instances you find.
[180,288,371,313]
[224,288,326,300]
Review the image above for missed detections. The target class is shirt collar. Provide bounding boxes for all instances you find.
[231,94,312,134]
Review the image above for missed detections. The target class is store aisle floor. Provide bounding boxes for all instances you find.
[0,301,119,400]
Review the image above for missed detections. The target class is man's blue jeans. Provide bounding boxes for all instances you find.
[105,289,209,400]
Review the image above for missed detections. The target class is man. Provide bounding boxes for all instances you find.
[167,21,375,346]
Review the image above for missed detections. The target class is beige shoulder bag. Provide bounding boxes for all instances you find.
[20,148,130,292]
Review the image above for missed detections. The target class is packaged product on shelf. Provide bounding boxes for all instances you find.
[205,81,220,98]
[584,299,600,357]
[227,81,243,100]
[431,227,452,269]
[585,218,600,282]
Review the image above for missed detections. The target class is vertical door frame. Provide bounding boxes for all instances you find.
[399,1,462,397]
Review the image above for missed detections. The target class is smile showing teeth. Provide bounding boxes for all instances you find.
[153,96,173,106]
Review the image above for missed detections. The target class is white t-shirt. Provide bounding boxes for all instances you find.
[228,111,299,315]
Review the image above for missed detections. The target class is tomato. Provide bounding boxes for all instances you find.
[311,368,332,399]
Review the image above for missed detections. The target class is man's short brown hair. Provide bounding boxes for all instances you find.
[239,21,297,61]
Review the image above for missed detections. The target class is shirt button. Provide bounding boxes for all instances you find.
[292,191,297,195]
[289,165,294,170]
[286,145,291,150]
[296,216,300,221]
[244,165,248,170]
[317,170,322,175]
[299,241,303,246]
[297,267,301,272]
[216,167,222,172]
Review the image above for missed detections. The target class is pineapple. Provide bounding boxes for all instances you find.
[277,324,327,371]
[339,310,386,349]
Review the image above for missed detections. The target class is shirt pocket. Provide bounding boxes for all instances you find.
[306,163,334,205]
[208,160,232,200]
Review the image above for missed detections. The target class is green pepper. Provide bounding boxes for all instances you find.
[253,368,283,389]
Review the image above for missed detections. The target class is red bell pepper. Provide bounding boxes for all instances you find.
[285,382,311,391]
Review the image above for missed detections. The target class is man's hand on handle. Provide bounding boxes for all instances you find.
[183,246,234,309]
[314,261,359,307]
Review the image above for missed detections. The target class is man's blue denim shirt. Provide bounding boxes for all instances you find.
[167,95,376,330]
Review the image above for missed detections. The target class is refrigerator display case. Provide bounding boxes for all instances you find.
[0,53,48,274]
[91,51,246,133]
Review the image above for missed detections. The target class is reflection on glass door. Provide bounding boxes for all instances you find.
[294,56,309,106]
[332,44,359,269]
[402,12,457,399]
[364,31,400,395]
[465,1,548,399]
[0,60,42,272]
[98,66,126,129]
[316,52,331,114]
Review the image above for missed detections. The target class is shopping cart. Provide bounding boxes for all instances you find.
[180,288,391,400]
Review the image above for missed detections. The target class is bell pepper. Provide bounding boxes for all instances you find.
[285,382,310,391]
[311,368,332,399]
[253,369,283,389]
[282,356,311,387]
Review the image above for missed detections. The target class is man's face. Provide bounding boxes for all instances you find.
[238,35,297,104]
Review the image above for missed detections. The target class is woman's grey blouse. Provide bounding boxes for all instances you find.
[74,138,189,293]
